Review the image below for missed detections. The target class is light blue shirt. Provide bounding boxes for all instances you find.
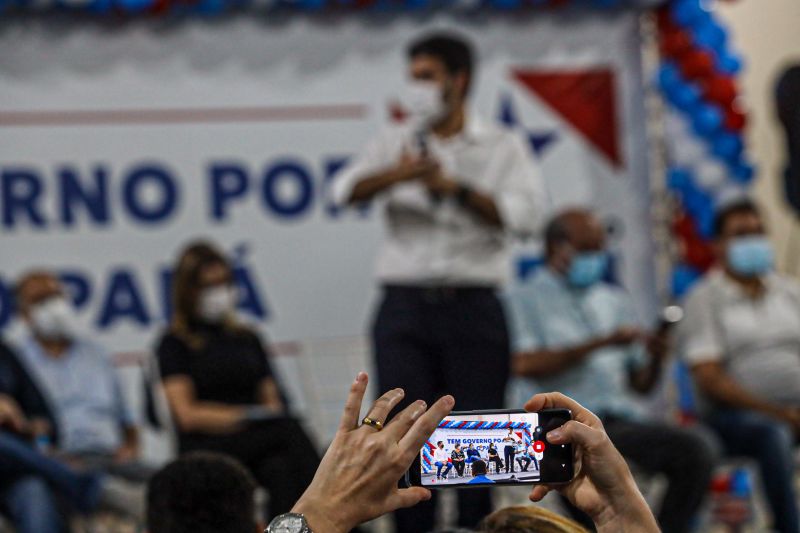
[15,336,133,454]
[505,268,647,419]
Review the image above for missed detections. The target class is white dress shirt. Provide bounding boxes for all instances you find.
[433,447,450,463]
[680,270,800,408]
[332,116,546,286]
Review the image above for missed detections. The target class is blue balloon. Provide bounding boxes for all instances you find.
[299,0,325,8]
[592,0,621,8]
[671,0,709,28]
[670,81,701,111]
[658,62,682,92]
[491,0,520,9]
[717,53,743,75]
[672,264,702,298]
[88,0,113,11]
[693,21,727,51]
[731,469,752,498]
[667,168,693,194]
[692,104,723,136]
[731,162,756,184]
[712,133,744,161]
[117,0,153,12]
[697,209,715,239]
[685,188,713,219]
[194,0,225,14]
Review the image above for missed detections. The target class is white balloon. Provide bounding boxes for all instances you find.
[714,183,752,210]
[664,112,689,140]
[669,134,708,166]
[693,158,728,190]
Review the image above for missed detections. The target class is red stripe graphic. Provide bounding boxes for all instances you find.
[0,104,367,127]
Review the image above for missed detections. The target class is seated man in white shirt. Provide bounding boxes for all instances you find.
[680,199,800,533]
[432,441,452,480]
[12,272,147,520]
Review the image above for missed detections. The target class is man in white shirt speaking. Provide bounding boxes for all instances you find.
[331,32,545,532]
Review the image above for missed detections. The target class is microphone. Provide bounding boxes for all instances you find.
[415,129,441,204]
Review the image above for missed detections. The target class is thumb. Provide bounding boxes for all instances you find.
[546,420,604,449]
[389,487,432,511]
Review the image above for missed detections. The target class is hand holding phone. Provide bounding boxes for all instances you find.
[525,392,658,531]
[290,374,454,533]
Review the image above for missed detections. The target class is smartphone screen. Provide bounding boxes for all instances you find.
[406,409,573,488]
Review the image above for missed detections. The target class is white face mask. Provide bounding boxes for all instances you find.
[199,285,237,323]
[404,80,447,129]
[30,297,78,341]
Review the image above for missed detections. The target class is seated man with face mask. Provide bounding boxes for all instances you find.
[11,271,147,521]
[679,199,800,533]
[155,241,319,521]
[505,208,716,533]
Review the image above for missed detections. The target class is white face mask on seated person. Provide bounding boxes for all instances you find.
[198,284,237,323]
[30,296,78,342]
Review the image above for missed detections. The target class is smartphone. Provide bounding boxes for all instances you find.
[404,408,573,488]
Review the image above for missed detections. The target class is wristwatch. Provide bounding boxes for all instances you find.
[265,513,312,533]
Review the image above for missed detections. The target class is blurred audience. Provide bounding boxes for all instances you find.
[679,199,800,533]
[331,31,546,532]
[1,338,146,532]
[267,373,659,533]
[506,208,716,533]
[155,241,319,520]
[11,271,146,521]
[1,338,70,533]
[146,452,262,533]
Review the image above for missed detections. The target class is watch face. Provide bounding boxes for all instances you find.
[270,514,306,533]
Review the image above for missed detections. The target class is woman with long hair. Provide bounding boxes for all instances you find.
[155,240,319,520]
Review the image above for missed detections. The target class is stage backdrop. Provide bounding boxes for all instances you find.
[0,11,655,451]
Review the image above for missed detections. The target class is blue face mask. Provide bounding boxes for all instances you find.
[727,236,774,277]
[567,252,609,288]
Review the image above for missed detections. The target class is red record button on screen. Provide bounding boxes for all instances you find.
[533,440,545,454]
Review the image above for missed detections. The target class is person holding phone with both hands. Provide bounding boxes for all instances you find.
[266,372,659,533]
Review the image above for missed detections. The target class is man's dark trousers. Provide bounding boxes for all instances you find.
[373,285,510,533]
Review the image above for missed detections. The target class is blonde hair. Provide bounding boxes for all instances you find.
[479,506,589,533]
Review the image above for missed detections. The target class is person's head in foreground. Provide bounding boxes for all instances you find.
[438,441,445,449]
[544,209,608,289]
[472,460,488,477]
[406,32,473,130]
[478,506,589,533]
[147,452,261,533]
[15,270,79,344]
[712,198,773,281]
[272,372,659,533]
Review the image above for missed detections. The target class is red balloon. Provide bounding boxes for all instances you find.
[725,108,747,131]
[703,76,738,107]
[680,49,716,81]
[673,213,715,271]
[660,28,693,59]
[656,6,676,33]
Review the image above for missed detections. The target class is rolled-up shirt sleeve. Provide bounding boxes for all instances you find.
[494,134,548,238]
[679,284,724,366]
[330,128,400,208]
